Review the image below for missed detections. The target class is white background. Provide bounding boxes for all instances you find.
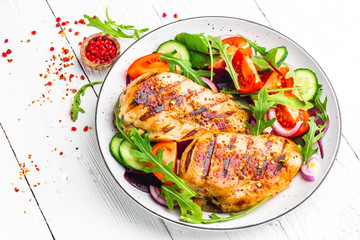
[0,0,359,239]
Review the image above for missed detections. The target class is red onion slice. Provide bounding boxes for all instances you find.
[267,108,303,137]
[300,156,320,182]
[149,185,178,207]
[201,76,219,92]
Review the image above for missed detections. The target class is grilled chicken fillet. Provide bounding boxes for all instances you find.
[179,132,302,212]
[118,72,248,141]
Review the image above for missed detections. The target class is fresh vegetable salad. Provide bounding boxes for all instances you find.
[110,32,328,223]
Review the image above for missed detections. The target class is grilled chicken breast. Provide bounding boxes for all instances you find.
[179,132,302,212]
[118,72,248,141]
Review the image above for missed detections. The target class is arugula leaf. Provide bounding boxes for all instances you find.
[239,35,267,56]
[207,35,239,90]
[175,33,210,54]
[251,55,270,69]
[161,184,202,219]
[84,9,149,39]
[70,81,103,122]
[245,87,276,135]
[283,63,296,79]
[159,52,207,87]
[297,117,324,164]
[314,88,328,130]
[251,90,313,110]
[190,51,220,69]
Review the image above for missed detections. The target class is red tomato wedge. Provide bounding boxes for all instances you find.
[150,141,177,185]
[127,53,169,80]
[211,36,252,69]
[232,48,262,94]
[275,105,310,137]
[261,65,294,96]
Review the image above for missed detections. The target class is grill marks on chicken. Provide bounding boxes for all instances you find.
[179,133,302,212]
[118,72,248,142]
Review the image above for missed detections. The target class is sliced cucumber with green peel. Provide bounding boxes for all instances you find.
[156,40,191,61]
[110,134,124,164]
[294,68,319,101]
[119,140,148,171]
[253,46,288,74]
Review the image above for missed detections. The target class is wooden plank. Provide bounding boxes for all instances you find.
[0,0,172,239]
[0,125,54,240]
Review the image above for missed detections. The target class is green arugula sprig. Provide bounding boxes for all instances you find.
[297,117,324,164]
[70,81,103,122]
[84,8,149,40]
[207,35,240,90]
[245,87,276,135]
[314,88,328,130]
[159,52,207,87]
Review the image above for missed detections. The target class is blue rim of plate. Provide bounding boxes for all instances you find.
[95,16,342,231]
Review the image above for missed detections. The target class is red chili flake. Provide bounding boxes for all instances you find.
[83,126,89,132]
[74,20,78,25]
[31,31,36,35]
[50,47,54,51]
[56,17,61,22]
[2,52,7,57]
[93,15,97,19]
[162,12,167,18]
[14,187,19,192]
[71,127,77,131]
[80,75,85,80]
[33,185,37,187]
[79,19,85,24]
[72,89,77,93]
[69,74,74,78]
[61,22,67,26]
[6,49,11,54]
[36,168,40,171]
[56,22,60,27]
[7,59,13,63]
[68,28,73,32]
[74,31,79,36]
[64,49,69,54]
[45,81,52,86]
[83,37,87,40]
[174,13,178,18]
[4,39,8,43]
[78,42,82,46]
[59,152,63,155]
[28,154,32,159]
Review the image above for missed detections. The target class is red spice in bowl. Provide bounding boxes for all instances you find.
[80,33,121,70]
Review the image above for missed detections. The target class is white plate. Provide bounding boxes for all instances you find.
[95,16,341,230]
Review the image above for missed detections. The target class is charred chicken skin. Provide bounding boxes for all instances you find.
[118,72,249,142]
[179,132,302,212]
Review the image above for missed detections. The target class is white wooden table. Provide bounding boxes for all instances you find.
[1,0,360,239]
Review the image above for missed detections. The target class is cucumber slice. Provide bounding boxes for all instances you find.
[156,40,190,61]
[294,68,319,101]
[253,46,288,74]
[119,140,148,171]
[110,134,124,163]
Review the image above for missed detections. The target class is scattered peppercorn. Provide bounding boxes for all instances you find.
[72,89,77,93]
[2,52,7,57]
[56,17,61,22]
[83,126,89,132]
[4,39,8,43]
[6,49,11,54]
[93,15,97,19]
[78,42,82,46]
[69,74,74,79]
[14,187,20,192]
[50,47,54,51]
[61,22,67,26]
[31,31,36,35]
[79,19,85,24]
[162,13,167,18]
[86,36,116,63]
[74,31,79,36]
[174,13,178,18]
[74,20,78,24]
[80,75,85,80]
[56,22,60,27]
[71,127,77,131]
[68,28,73,32]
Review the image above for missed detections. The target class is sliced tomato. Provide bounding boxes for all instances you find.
[222,37,252,56]
[275,105,310,137]
[210,36,252,69]
[127,53,169,80]
[261,65,294,96]
[232,48,262,94]
[150,141,177,185]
